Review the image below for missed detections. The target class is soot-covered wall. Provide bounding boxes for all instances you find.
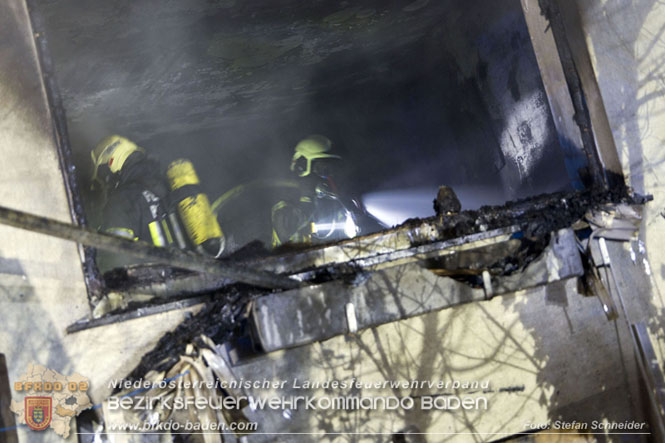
[37,0,571,239]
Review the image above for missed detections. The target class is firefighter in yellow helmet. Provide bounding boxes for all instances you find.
[271,135,382,247]
[91,135,224,271]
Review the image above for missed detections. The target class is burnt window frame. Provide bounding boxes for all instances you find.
[26,0,105,309]
[24,0,624,331]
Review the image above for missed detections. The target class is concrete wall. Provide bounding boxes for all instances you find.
[0,2,200,441]
[226,275,646,441]
[575,0,665,365]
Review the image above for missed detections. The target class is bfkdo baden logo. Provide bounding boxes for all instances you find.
[10,363,92,438]
[25,397,52,431]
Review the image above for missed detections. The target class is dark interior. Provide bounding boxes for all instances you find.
[36,0,574,249]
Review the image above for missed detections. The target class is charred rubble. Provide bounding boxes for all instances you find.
[120,284,256,389]
[118,184,641,383]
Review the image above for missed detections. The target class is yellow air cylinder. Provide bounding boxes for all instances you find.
[167,159,225,257]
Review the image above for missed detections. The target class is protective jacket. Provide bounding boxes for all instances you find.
[271,180,382,247]
[98,153,182,270]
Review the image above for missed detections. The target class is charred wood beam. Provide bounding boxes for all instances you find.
[251,188,630,278]
[537,0,607,188]
[288,225,521,282]
[66,295,213,333]
[0,205,300,290]
[25,0,105,306]
[555,0,625,188]
[103,265,226,298]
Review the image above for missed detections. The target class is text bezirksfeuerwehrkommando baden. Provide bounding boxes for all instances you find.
[109,377,490,392]
[107,394,488,411]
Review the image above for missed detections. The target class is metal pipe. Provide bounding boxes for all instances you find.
[0,205,299,290]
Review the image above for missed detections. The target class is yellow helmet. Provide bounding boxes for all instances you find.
[290,135,341,177]
[91,135,144,186]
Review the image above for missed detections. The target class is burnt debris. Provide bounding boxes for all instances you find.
[118,185,638,382]
[434,185,462,216]
[121,284,257,388]
[104,186,635,311]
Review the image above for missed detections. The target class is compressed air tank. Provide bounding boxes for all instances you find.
[166,159,225,257]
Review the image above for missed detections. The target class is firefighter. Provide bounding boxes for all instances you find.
[271,135,383,247]
[91,135,224,271]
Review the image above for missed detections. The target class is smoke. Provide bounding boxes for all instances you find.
[38,0,573,249]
